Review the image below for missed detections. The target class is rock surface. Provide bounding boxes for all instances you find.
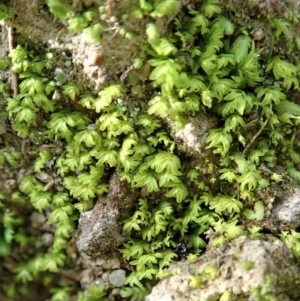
[8,0,150,93]
[166,113,217,156]
[271,186,300,230]
[76,172,137,256]
[146,236,300,301]
[109,269,126,287]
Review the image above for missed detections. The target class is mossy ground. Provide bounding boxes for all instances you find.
[1,0,300,300]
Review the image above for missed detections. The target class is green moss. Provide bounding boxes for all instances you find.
[242,260,255,271]
[2,0,300,300]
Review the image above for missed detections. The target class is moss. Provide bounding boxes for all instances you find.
[1,0,300,300]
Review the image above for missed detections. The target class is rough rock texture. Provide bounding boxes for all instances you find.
[242,175,300,233]
[109,269,126,287]
[76,172,137,256]
[166,113,217,156]
[8,0,59,46]
[7,0,150,93]
[271,186,300,229]
[77,251,127,299]
[146,236,300,301]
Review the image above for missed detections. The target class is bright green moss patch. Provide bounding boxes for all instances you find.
[2,0,300,300]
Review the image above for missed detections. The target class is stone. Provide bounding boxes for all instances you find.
[166,113,217,156]
[145,236,300,301]
[80,268,94,289]
[271,186,300,229]
[76,173,137,256]
[109,269,126,287]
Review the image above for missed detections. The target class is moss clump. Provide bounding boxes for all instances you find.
[1,0,300,300]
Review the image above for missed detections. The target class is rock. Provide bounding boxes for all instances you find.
[30,211,46,228]
[166,113,217,156]
[145,236,300,301]
[271,186,300,229]
[41,233,53,247]
[109,269,126,287]
[111,287,121,296]
[102,271,110,283]
[76,173,137,256]
[100,257,121,270]
[77,202,122,255]
[80,268,94,289]
[76,252,123,291]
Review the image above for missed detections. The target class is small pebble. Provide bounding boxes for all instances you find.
[88,52,103,66]
[109,269,126,287]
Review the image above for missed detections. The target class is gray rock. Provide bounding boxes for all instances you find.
[109,269,126,287]
[271,186,300,229]
[145,236,300,301]
[166,113,217,156]
[76,173,137,256]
